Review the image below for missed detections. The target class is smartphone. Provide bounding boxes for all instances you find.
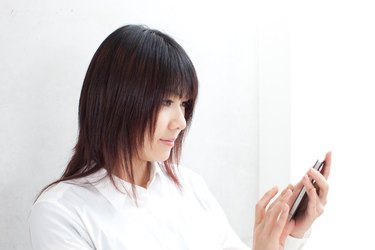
[288,160,325,221]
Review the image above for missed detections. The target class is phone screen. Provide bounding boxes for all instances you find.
[288,160,325,221]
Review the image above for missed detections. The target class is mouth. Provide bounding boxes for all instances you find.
[159,138,176,147]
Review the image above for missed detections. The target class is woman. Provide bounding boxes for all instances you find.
[29,24,331,250]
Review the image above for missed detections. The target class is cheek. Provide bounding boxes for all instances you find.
[141,141,171,162]
[140,132,162,159]
[155,110,170,131]
[141,130,155,153]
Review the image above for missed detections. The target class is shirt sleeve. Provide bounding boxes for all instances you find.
[29,201,94,250]
[284,236,308,250]
[284,228,311,250]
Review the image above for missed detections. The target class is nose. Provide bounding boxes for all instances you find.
[170,105,187,131]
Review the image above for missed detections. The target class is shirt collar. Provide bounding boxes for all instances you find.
[147,161,163,187]
[84,162,163,210]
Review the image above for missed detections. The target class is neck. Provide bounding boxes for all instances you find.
[115,160,151,188]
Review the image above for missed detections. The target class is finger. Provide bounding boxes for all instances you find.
[288,180,303,207]
[304,176,318,219]
[306,187,318,218]
[322,151,332,179]
[268,184,293,210]
[255,186,278,225]
[303,174,315,191]
[316,199,325,217]
[272,203,290,238]
[308,168,329,205]
[264,189,292,231]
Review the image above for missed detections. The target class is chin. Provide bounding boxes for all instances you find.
[160,155,171,162]
[147,150,172,162]
[158,151,172,162]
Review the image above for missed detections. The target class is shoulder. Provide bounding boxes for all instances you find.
[31,170,107,220]
[34,179,97,207]
[29,182,85,239]
[29,172,110,235]
[29,179,100,249]
[30,182,89,225]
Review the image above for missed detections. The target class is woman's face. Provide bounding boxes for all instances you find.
[140,96,189,162]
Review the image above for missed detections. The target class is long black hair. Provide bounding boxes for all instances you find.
[37,24,198,199]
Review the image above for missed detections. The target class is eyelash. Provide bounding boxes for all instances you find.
[162,99,190,108]
[162,100,173,106]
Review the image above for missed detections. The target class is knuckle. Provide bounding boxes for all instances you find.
[317,206,325,216]
[255,202,263,210]
[266,189,274,196]
[321,197,328,206]
[270,202,283,214]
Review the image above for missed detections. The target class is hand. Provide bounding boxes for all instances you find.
[287,151,332,238]
[253,186,296,250]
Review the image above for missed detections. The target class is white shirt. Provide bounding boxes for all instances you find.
[29,162,307,250]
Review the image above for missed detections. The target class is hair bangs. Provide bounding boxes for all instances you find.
[163,67,196,101]
[155,37,198,103]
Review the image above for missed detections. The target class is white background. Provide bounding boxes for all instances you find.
[2,0,373,249]
[290,1,375,249]
[0,1,266,249]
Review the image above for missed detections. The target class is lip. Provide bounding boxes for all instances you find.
[160,138,176,147]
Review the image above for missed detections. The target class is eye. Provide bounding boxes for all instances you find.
[162,99,173,106]
[181,100,191,108]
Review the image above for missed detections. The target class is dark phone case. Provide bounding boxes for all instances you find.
[288,160,325,221]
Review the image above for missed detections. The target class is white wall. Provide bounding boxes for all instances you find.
[0,1,293,249]
[257,0,292,196]
[290,1,375,249]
